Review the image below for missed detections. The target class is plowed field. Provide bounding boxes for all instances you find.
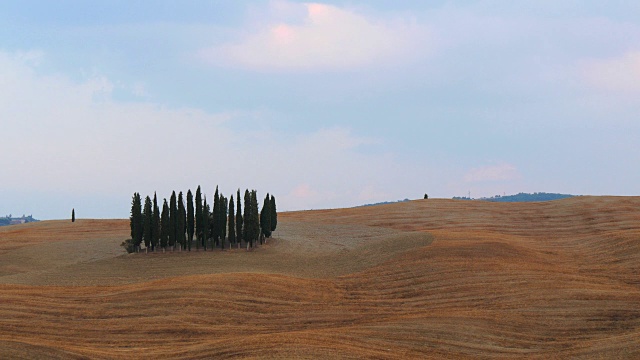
[0,197,638,358]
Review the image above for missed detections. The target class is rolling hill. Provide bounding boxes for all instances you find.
[0,196,638,358]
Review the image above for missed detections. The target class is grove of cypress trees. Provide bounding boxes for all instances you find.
[236,189,243,248]
[160,199,169,251]
[195,186,202,250]
[187,189,194,251]
[260,193,272,240]
[178,191,186,251]
[143,196,152,251]
[152,193,160,251]
[228,195,236,248]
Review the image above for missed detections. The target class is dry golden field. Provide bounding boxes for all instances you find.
[0,196,639,359]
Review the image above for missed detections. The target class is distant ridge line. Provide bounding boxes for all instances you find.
[453,192,576,202]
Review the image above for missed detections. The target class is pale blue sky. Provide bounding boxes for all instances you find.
[1,1,639,219]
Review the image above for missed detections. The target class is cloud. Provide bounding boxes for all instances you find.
[580,51,640,92]
[464,163,521,183]
[0,49,430,217]
[198,1,426,71]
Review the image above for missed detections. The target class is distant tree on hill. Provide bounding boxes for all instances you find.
[143,196,152,252]
[130,192,143,252]
[424,194,428,199]
[228,195,236,248]
[71,208,75,223]
[236,189,243,248]
[152,193,160,251]
[270,195,277,234]
[195,186,202,250]
[260,193,272,240]
[160,199,169,251]
[186,189,194,251]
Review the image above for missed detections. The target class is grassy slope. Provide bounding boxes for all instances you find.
[0,197,638,359]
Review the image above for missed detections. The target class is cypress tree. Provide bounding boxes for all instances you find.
[195,186,202,250]
[186,189,194,251]
[228,195,236,248]
[130,193,136,243]
[270,195,277,233]
[243,189,251,248]
[169,191,177,250]
[202,197,209,251]
[71,208,75,223]
[143,196,152,251]
[152,193,160,251]
[160,199,169,251]
[236,189,243,249]
[178,191,186,251]
[219,195,227,250]
[251,190,260,246]
[213,186,220,247]
[130,192,143,252]
[260,193,272,239]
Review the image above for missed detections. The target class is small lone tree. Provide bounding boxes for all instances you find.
[424,194,428,199]
[71,208,75,223]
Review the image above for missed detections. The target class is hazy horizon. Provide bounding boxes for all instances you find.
[1,1,638,219]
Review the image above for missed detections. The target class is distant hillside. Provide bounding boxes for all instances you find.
[0,215,39,227]
[481,192,576,202]
[357,199,411,207]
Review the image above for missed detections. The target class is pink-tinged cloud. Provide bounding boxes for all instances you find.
[581,51,640,92]
[291,184,316,199]
[199,1,427,71]
[464,163,521,183]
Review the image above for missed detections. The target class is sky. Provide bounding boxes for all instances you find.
[1,1,639,219]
